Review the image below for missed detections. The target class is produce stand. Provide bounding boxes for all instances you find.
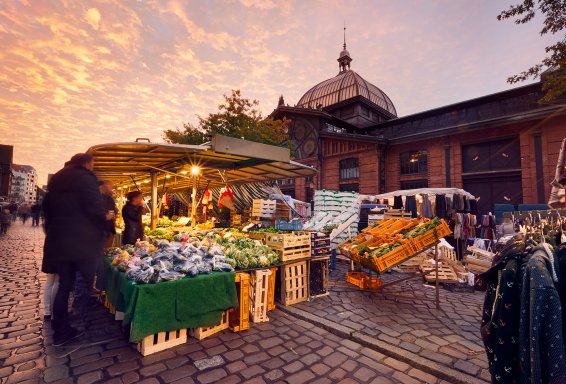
[339,218,453,309]
[88,136,319,355]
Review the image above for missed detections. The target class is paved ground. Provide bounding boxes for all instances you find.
[290,261,489,382]
[0,223,488,384]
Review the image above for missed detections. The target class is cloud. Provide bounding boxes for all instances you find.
[85,8,101,30]
[0,0,558,184]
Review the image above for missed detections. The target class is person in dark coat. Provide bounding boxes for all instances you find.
[122,191,145,245]
[31,203,42,227]
[99,181,117,247]
[43,153,112,345]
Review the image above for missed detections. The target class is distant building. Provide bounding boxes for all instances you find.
[0,145,13,200]
[272,40,566,214]
[10,164,38,204]
[36,185,46,204]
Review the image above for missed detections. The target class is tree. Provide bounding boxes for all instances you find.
[164,90,291,148]
[498,0,566,103]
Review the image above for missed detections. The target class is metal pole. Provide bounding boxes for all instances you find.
[435,242,440,310]
[190,176,197,227]
[150,172,158,230]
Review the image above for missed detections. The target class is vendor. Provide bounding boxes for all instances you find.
[122,191,146,245]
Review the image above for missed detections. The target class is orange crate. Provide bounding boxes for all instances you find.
[229,272,250,332]
[412,220,452,250]
[372,241,417,273]
[267,267,277,311]
[345,271,382,289]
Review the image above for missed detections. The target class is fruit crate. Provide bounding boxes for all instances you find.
[372,241,418,273]
[190,311,230,340]
[309,257,329,298]
[280,261,309,306]
[252,199,276,218]
[138,329,188,356]
[275,220,303,231]
[249,269,271,323]
[246,233,266,242]
[345,271,382,289]
[266,232,311,262]
[411,220,452,251]
[229,272,250,333]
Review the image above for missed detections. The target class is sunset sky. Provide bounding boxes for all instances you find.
[0,0,560,184]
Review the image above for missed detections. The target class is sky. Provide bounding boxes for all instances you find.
[0,0,561,184]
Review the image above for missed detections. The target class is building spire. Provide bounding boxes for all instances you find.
[338,22,352,72]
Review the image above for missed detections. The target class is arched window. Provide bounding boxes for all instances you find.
[340,158,359,180]
[400,150,428,175]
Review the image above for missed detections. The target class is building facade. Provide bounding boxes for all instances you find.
[0,144,13,200]
[271,44,566,215]
[10,164,38,204]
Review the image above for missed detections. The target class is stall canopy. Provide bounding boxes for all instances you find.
[365,188,476,200]
[87,135,317,191]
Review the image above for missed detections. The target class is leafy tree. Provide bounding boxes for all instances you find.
[497,0,566,103]
[164,90,291,148]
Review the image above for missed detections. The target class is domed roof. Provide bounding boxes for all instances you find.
[296,69,397,116]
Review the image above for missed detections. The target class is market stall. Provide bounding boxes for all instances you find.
[87,135,320,355]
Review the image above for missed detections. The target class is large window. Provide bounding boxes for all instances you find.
[462,138,520,173]
[400,150,428,175]
[400,179,428,190]
[340,158,359,180]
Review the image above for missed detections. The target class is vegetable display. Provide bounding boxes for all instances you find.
[217,237,280,269]
[405,218,442,238]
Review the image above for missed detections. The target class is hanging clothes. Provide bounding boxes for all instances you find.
[435,194,447,219]
[393,195,403,209]
[480,245,523,384]
[422,194,433,218]
[469,198,479,215]
[463,196,470,212]
[519,243,566,384]
[405,195,418,218]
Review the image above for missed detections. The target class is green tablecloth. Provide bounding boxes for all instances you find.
[97,259,238,342]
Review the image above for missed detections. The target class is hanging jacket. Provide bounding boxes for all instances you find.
[405,195,417,218]
[519,243,566,384]
[393,195,403,209]
[435,194,447,219]
[422,194,433,218]
[480,253,522,384]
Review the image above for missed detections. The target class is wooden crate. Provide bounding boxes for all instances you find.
[137,329,187,356]
[372,241,417,273]
[398,254,425,273]
[104,296,116,315]
[250,270,271,323]
[267,267,277,311]
[281,261,309,306]
[190,311,230,340]
[266,232,311,262]
[309,257,329,298]
[229,272,250,332]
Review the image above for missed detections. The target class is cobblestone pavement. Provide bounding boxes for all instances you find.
[1,223,482,384]
[288,261,489,382]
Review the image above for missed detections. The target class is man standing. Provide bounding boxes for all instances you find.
[99,181,117,248]
[43,153,113,345]
[30,202,42,226]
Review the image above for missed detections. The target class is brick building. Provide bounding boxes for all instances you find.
[271,43,566,214]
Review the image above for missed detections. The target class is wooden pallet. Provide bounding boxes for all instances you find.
[137,329,187,356]
[281,261,309,306]
[190,311,230,340]
[250,270,271,323]
[421,263,458,284]
[229,272,250,332]
[398,254,425,273]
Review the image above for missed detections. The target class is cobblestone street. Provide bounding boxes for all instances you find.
[0,223,489,384]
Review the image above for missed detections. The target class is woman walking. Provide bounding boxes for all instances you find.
[122,191,146,246]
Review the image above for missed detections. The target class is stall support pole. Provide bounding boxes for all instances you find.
[190,176,197,228]
[435,242,440,310]
[150,172,158,230]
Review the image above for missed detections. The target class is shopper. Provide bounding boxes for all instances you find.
[19,204,30,224]
[1,208,11,234]
[31,202,42,227]
[43,153,112,345]
[8,202,17,222]
[122,191,145,246]
[99,181,117,248]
